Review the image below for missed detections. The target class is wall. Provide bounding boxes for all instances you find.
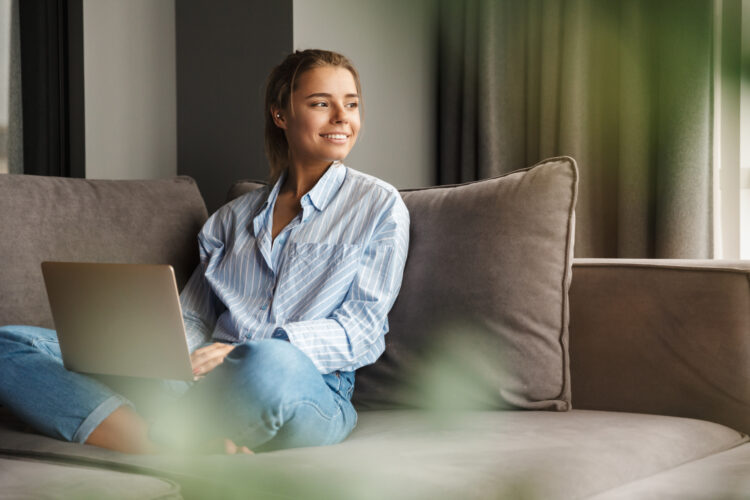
[293,0,437,189]
[176,0,292,213]
[83,0,176,180]
[80,1,436,199]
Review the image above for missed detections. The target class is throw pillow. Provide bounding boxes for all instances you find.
[227,156,578,411]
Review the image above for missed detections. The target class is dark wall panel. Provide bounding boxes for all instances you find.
[176,0,292,213]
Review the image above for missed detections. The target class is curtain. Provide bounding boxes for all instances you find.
[438,0,714,258]
[8,0,23,174]
[16,0,85,177]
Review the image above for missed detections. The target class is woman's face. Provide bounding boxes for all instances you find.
[275,66,361,170]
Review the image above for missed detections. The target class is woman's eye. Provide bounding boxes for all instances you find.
[311,102,327,107]
[346,102,359,108]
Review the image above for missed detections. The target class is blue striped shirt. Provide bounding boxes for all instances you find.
[179,163,410,374]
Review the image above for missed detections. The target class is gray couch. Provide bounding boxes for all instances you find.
[1,157,749,499]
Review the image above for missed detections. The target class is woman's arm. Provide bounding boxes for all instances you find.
[180,212,227,354]
[272,198,410,373]
[180,265,220,353]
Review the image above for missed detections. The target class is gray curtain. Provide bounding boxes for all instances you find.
[438,0,714,258]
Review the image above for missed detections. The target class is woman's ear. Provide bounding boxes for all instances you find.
[271,108,286,129]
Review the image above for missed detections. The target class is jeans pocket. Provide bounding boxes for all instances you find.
[323,371,343,395]
[339,371,355,400]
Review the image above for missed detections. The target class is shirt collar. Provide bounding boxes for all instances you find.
[304,162,346,212]
[252,162,346,237]
[252,172,285,239]
[262,170,286,214]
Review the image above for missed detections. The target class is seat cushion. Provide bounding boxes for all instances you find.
[228,157,579,411]
[0,457,182,500]
[590,441,750,499]
[0,175,208,328]
[0,409,744,499]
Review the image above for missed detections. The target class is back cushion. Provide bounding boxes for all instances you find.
[0,175,208,328]
[228,157,578,411]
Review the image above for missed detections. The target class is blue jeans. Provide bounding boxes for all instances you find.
[0,325,358,453]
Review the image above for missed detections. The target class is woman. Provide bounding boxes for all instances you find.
[0,49,410,454]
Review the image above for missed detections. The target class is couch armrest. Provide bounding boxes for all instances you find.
[569,258,750,434]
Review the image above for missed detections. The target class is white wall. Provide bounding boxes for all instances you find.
[83,0,176,180]
[293,0,437,188]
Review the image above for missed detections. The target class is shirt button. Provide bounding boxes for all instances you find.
[260,304,268,310]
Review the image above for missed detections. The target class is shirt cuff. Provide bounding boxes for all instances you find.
[183,316,212,353]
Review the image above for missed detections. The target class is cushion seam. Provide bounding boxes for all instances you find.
[556,158,579,407]
[583,433,750,498]
[573,263,750,275]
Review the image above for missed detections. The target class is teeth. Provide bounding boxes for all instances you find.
[322,134,347,139]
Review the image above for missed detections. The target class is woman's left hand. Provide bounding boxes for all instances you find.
[190,342,235,379]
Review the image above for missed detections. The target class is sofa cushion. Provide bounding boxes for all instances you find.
[227,157,578,410]
[0,175,208,328]
[589,441,750,499]
[0,410,745,499]
[0,457,182,500]
[570,260,750,435]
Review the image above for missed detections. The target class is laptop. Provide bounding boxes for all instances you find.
[41,262,194,381]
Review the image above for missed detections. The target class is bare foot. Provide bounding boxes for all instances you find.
[197,437,254,455]
[222,438,254,455]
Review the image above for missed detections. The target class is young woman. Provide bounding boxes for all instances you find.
[0,49,410,454]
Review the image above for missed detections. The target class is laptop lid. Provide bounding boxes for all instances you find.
[41,262,194,381]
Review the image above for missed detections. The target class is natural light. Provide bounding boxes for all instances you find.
[0,0,9,175]
[742,0,750,258]
[714,0,750,259]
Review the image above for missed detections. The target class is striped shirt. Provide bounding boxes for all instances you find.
[179,163,410,374]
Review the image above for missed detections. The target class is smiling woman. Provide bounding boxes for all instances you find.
[271,66,361,185]
[0,49,410,457]
[155,49,409,454]
[264,50,363,185]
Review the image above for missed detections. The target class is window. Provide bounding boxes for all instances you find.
[0,0,10,174]
[742,0,750,258]
[714,0,750,259]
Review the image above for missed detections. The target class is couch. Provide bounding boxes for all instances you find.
[1,157,749,499]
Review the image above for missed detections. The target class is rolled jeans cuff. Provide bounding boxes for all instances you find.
[71,394,134,444]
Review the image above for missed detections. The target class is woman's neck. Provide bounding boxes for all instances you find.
[282,161,334,199]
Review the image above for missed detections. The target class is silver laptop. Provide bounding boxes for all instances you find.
[41,262,194,381]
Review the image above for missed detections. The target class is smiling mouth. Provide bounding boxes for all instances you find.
[320,133,349,140]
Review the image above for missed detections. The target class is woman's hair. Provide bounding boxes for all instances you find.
[264,49,363,183]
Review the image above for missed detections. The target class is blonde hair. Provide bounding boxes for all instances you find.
[264,49,363,184]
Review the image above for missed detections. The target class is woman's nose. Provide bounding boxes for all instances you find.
[331,105,348,123]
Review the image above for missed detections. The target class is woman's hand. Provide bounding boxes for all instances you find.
[191,342,235,379]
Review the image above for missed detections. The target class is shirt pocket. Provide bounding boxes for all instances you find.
[275,242,362,319]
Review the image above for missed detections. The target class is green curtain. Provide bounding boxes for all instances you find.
[438,0,714,258]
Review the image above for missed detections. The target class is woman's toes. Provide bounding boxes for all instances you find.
[223,438,238,454]
[222,438,253,455]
